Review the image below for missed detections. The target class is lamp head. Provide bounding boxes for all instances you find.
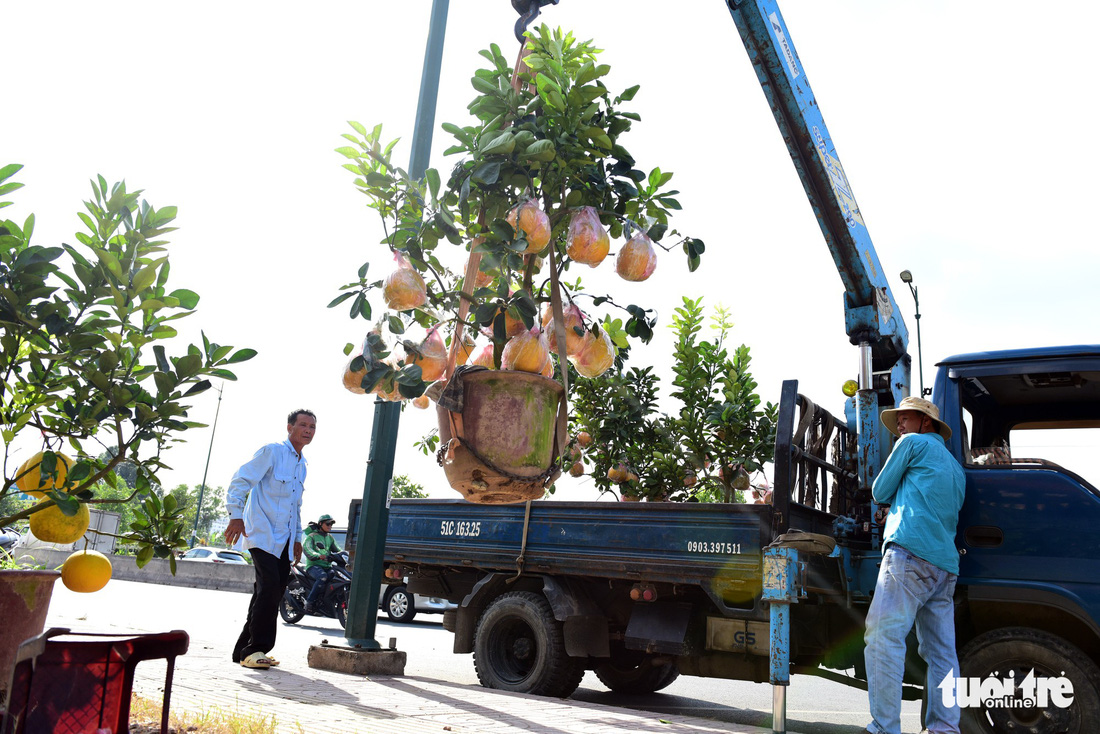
[899,270,913,283]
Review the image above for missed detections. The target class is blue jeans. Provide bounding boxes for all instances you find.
[304,565,332,607]
[865,545,960,734]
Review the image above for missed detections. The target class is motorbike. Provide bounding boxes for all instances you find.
[279,550,351,629]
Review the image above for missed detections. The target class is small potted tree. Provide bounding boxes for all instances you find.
[333,27,704,503]
[0,164,254,690]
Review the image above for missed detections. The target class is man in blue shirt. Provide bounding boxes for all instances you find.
[864,397,965,734]
[225,409,316,669]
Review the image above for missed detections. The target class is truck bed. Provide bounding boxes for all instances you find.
[383,498,775,595]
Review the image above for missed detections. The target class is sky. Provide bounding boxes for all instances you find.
[5,1,1099,527]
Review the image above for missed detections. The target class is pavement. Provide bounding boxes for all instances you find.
[127,640,794,734]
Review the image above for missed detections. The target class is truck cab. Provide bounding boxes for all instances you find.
[930,345,1100,731]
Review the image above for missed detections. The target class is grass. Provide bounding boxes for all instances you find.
[129,692,299,734]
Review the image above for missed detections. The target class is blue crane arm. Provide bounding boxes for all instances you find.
[724,0,909,377]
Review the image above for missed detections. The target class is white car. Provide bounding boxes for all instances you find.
[180,548,249,564]
[379,582,456,623]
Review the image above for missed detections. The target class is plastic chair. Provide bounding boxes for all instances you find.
[1,627,189,734]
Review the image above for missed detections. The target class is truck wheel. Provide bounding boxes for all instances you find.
[595,649,680,694]
[384,586,417,623]
[474,591,584,698]
[959,627,1100,734]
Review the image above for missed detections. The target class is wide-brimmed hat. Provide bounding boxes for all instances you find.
[880,396,952,439]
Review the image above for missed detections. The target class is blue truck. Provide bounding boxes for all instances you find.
[351,3,1100,732]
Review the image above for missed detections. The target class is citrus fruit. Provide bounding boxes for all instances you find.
[405,326,448,382]
[470,344,497,369]
[569,327,615,378]
[29,500,90,544]
[543,303,587,356]
[15,451,74,498]
[501,329,550,374]
[61,549,113,593]
[454,332,476,367]
[342,359,368,394]
[615,232,658,282]
[566,207,610,267]
[506,200,551,253]
[382,253,427,311]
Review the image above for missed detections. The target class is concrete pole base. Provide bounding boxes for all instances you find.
[307,644,407,676]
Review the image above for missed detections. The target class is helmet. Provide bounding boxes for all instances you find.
[317,514,335,525]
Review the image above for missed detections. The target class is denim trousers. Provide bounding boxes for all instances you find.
[865,544,960,734]
[304,565,332,605]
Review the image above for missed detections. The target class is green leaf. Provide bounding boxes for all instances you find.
[425,168,440,200]
[227,348,257,364]
[168,289,199,309]
[328,292,355,308]
[471,161,502,185]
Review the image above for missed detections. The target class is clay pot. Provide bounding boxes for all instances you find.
[437,371,564,504]
[0,570,61,699]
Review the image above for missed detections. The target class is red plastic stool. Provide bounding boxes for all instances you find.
[2,627,189,734]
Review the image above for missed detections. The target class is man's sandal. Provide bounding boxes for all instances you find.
[240,652,274,669]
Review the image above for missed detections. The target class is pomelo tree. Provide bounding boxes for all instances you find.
[0,164,254,568]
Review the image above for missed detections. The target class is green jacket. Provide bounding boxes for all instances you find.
[303,525,340,571]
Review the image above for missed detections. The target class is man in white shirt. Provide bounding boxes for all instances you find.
[225,409,316,669]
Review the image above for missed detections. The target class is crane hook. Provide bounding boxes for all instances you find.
[512,0,559,43]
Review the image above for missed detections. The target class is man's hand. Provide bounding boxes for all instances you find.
[874,505,890,526]
[294,542,303,564]
[225,519,246,545]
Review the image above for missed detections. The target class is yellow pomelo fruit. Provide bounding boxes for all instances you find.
[29,500,90,544]
[61,549,113,593]
[15,451,74,498]
[507,200,551,253]
[501,329,550,374]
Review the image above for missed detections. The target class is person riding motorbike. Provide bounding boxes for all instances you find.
[302,514,341,614]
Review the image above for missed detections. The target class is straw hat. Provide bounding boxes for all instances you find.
[880,396,952,439]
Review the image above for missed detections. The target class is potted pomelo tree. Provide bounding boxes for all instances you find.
[333,27,704,503]
[0,164,254,694]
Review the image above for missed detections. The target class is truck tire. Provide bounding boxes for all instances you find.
[595,650,680,694]
[384,586,417,623]
[474,591,585,698]
[959,627,1100,734]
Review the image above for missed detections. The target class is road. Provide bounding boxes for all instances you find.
[46,579,924,733]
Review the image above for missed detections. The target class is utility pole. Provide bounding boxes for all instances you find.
[341,0,450,652]
[190,383,223,547]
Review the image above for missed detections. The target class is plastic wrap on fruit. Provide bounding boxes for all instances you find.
[382,251,427,310]
[566,206,610,267]
[405,325,448,382]
[615,232,658,282]
[506,199,551,254]
[501,327,551,374]
[542,302,587,356]
[569,326,615,378]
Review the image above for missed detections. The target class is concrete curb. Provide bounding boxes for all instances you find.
[19,547,254,592]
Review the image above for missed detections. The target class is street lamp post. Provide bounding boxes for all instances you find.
[190,383,224,547]
[899,270,929,397]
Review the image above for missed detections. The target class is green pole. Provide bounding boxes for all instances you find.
[343,0,450,649]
